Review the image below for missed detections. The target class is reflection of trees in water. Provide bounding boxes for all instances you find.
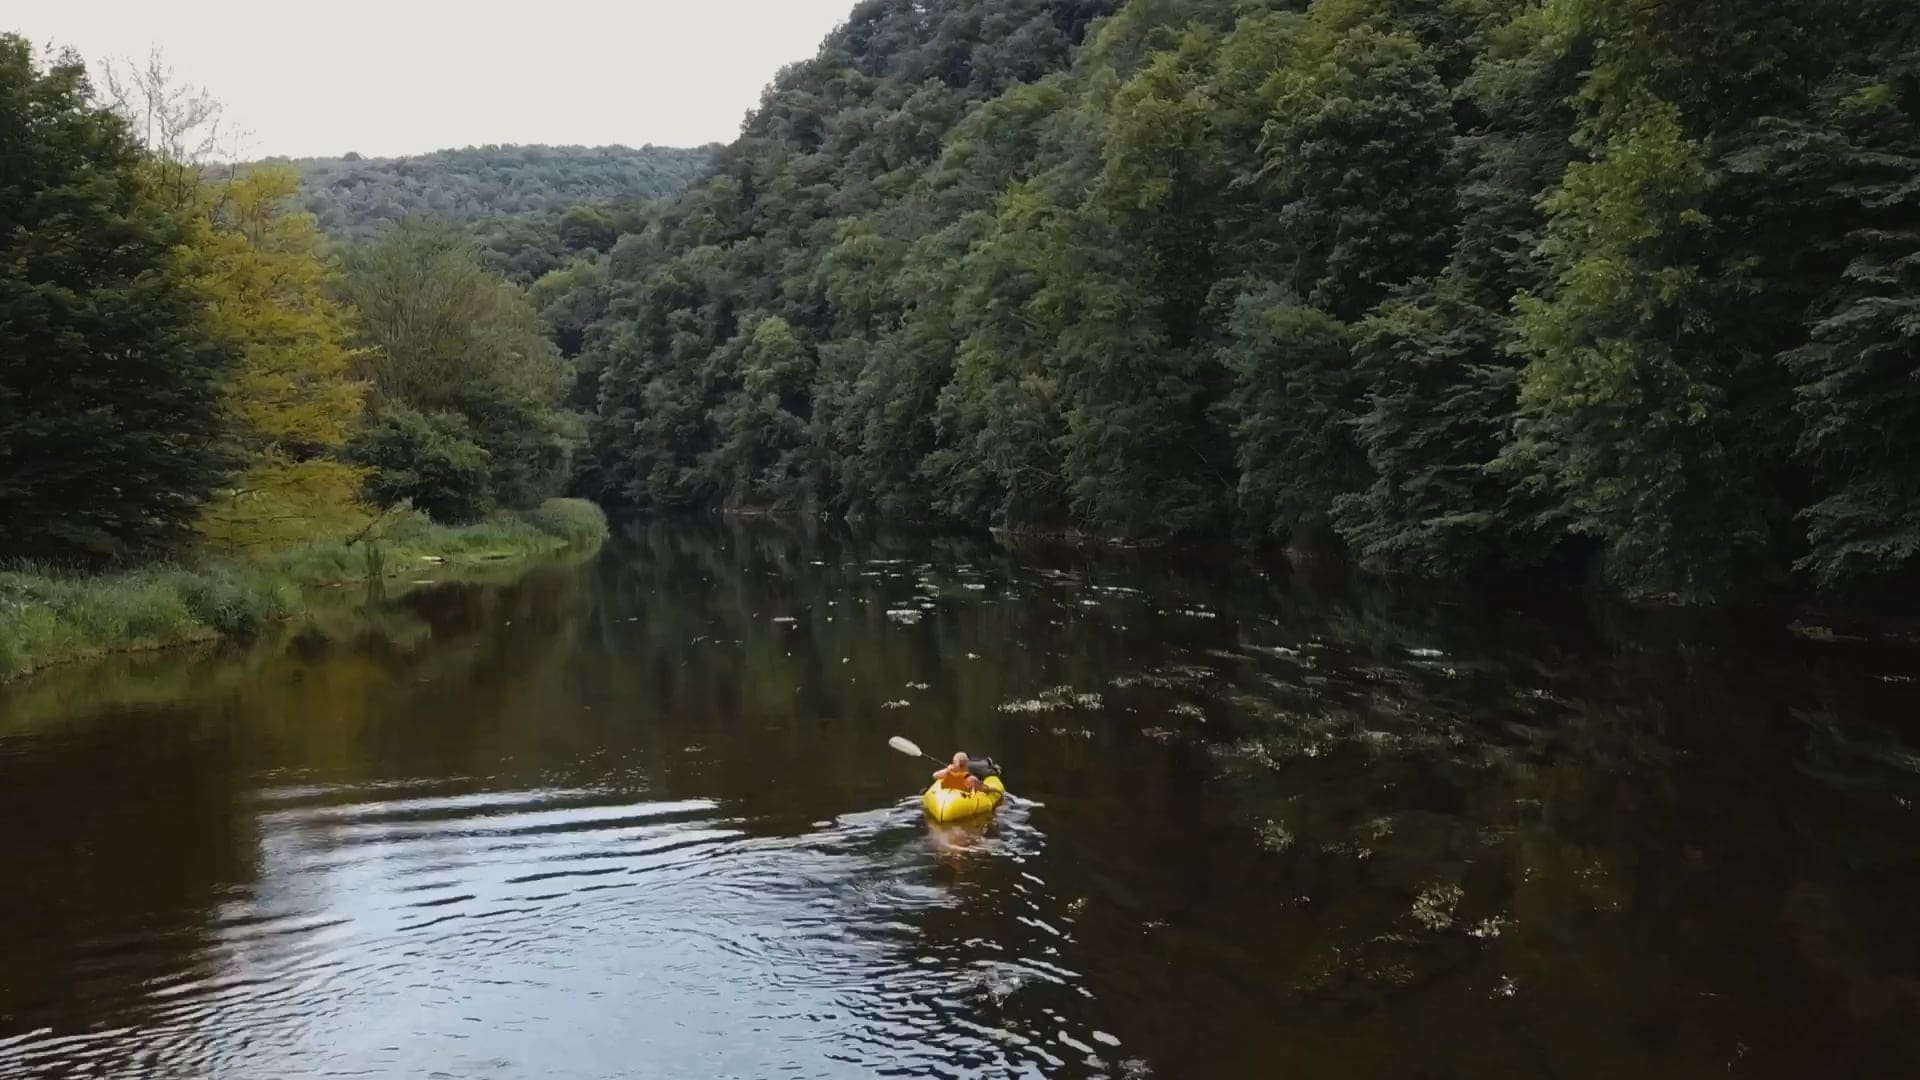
[6,519,1920,1074]
[1145,569,1920,1074]
[0,561,627,1059]
[0,713,259,1050]
[592,518,1276,824]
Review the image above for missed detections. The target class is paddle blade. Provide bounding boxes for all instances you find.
[888,736,925,758]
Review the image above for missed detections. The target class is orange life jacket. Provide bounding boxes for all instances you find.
[937,765,975,790]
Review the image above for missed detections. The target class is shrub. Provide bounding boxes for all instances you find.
[348,405,494,524]
[0,565,243,679]
[174,567,281,639]
[519,498,609,546]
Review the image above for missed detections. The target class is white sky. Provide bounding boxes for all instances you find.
[8,0,858,158]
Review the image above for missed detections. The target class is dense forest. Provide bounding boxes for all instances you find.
[507,0,1919,604]
[0,36,583,564]
[277,145,713,240]
[8,0,1920,607]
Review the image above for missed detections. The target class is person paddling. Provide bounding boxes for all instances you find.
[933,752,984,792]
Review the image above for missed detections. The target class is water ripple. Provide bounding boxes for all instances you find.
[0,775,1112,1080]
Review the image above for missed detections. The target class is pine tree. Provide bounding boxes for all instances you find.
[1777,67,1920,586]
[0,38,235,561]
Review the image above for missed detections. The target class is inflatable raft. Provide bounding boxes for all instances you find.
[922,774,1005,822]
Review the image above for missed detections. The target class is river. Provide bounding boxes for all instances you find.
[3,518,1919,1078]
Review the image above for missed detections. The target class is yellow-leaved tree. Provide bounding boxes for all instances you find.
[192,166,369,550]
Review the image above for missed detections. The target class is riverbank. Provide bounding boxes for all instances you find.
[0,499,607,682]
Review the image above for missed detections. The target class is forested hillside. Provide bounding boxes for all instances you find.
[276,144,713,239]
[545,0,1920,603]
[8,0,1920,607]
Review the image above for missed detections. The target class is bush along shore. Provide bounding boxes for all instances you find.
[0,499,607,683]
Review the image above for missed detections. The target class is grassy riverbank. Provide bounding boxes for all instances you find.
[0,499,606,682]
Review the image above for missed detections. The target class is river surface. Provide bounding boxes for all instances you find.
[4,519,1920,1078]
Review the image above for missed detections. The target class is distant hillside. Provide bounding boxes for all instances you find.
[267,144,714,238]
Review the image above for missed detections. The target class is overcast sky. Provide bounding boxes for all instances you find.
[9,0,857,158]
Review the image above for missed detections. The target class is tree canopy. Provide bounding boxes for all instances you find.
[190,167,367,551]
[274,144,713,240]
[0,38,590,563]
[8,1,1920,604]
[0,36,236,562]
[522,0,1920,603]
[343,221,579,522]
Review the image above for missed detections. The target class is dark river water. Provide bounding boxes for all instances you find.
[4,519,1920,1078]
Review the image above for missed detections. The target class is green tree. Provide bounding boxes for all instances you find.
[927,184,1074,528]
[1328,1,1580,580]
[279,144,712,241]
[1502,104,1762,602]
[711,314,817,509]
[533,0,1920,600]
[1223,283,1361,547]
[1335,276,1543,577]
[191,167,369,550]
[1255,22,1457,318]
[1044,219,1229,537]
[529,256,611,363]
[585,240,758,509]
[558,205,618,252]
[1776,72,1920,586]
[0,37,235,561]
[347,404,492,523]
[1093,25,1226,346]
[342,221,577,518]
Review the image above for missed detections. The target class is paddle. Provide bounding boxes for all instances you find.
[888,735,943,765]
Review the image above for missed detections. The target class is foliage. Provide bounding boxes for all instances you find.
[0,563,293,680]
[342,221,582,518]
[0,37,614,671]
[515,498,611,548]
[189,167,369,551]
[1770,62,1920,587]
[1224,284,1360,546]
[1254,21,1457,317]
[512,0,1920,601]
[14,0,1920,602]
[1500,103,1754,602]
[0,36,236,563]
[273,144,713,240]
[0,499,606,682]
[530,256,612,362]
[347,404,494,524]
[1334,275,1542,577]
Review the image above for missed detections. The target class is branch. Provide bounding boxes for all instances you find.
[344,503,406,547]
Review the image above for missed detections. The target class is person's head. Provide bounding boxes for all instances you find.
[951,752,969,770]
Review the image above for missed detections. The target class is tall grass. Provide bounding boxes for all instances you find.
[0,565,296,681]
[516,498,608,547]
[0,499,608,682]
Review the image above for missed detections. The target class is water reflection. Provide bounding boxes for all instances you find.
[3,516,1920,1077]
